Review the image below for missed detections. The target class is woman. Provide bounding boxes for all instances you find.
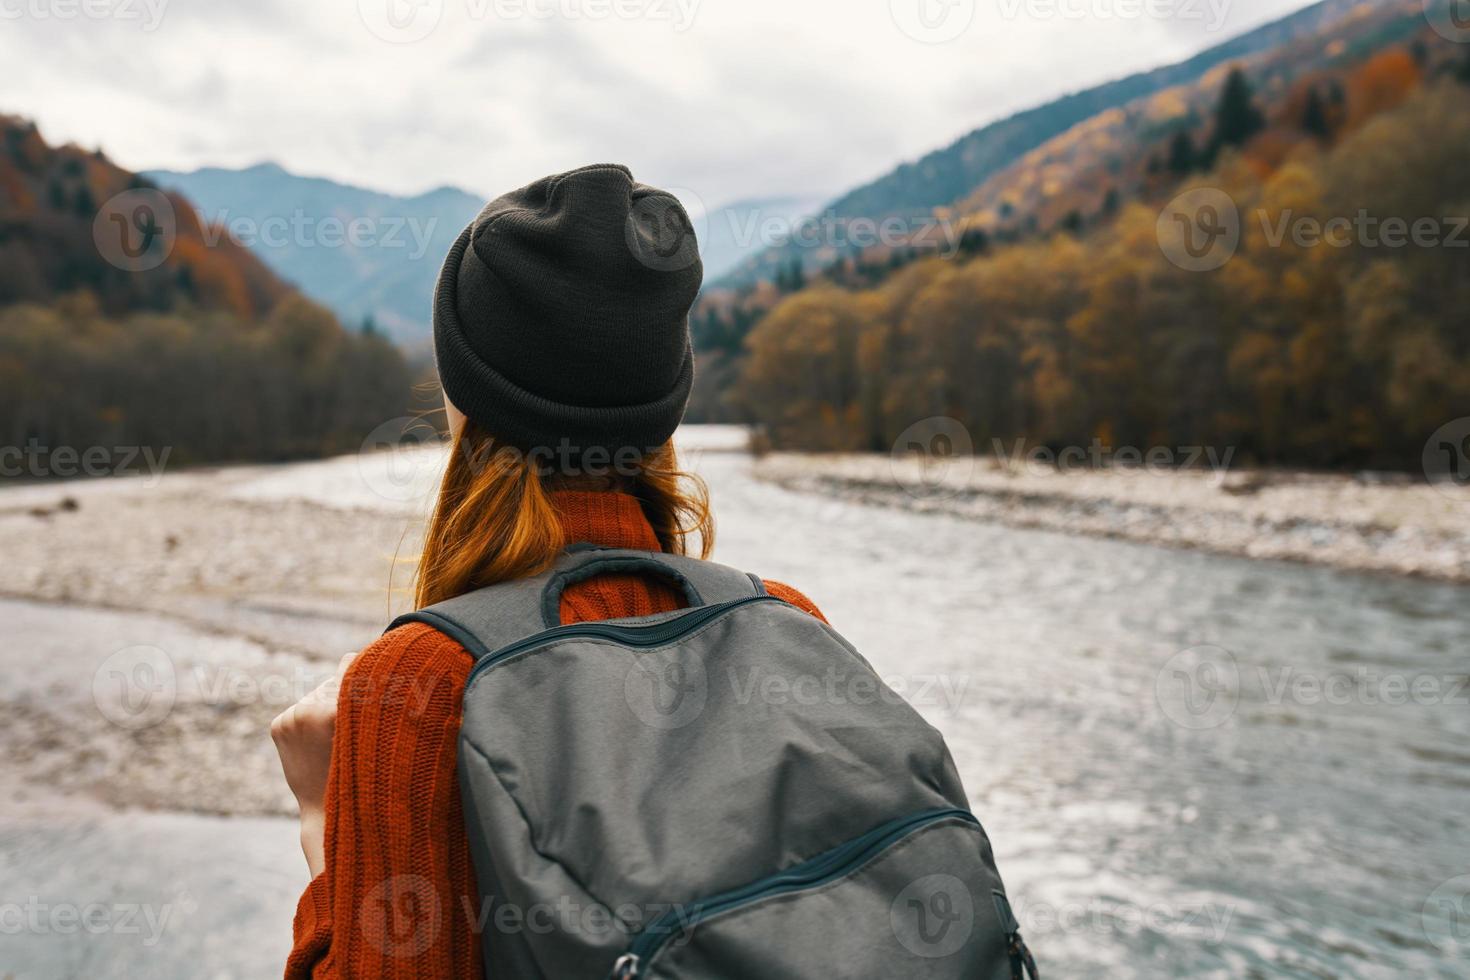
[270,164,824,978]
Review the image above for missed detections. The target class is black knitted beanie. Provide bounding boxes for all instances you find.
[433,163,702,459]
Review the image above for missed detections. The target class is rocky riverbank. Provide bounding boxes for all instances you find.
[753,453,1470,582]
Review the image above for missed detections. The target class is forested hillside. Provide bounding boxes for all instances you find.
[713,0,1386,289]
[734,17,1470,469]
[0,117,414,472]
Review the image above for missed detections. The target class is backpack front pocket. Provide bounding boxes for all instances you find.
[607,808,1028,980]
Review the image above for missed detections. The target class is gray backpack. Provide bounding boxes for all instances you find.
[391,546,1037,980]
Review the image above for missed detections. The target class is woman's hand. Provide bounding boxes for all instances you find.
[271,652,357,877]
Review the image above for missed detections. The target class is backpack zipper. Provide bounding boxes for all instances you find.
[465,594,783,686]
[606,807,980,979]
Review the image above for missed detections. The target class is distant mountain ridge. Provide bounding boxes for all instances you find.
[147,166,826,345]
[698,194,825,282]
[145,163,483,346]
[717,0,1383,288]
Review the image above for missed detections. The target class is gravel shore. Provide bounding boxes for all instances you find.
[753,453,1470,583]
[0,460,429,818]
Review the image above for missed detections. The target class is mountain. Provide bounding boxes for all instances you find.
[732,2,1470,468]
[943,0,1443,241]
[0,117,414,467]
[144,163,484,346]
[716,0,1388,288]
[147,166,826,342]
[698,194,825,282]
[0,117,291,318]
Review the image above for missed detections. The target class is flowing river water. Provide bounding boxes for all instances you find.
[1,428,1467,978]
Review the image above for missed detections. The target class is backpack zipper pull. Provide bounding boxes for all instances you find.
[1008,931,1040,980]
[611,953,641,980]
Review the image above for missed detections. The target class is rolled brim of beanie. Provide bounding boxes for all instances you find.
[434,223,694,457]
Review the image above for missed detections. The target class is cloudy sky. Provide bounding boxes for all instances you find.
[1,0,1314,210]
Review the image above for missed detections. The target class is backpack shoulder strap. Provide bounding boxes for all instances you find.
[386,546,766,661]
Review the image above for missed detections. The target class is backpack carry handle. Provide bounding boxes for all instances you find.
[541,555,704,627]
[390,547,764,660]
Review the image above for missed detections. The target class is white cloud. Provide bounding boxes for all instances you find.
[0,0,1317,208]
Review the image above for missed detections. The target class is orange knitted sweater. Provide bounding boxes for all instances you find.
[285,490,824,979]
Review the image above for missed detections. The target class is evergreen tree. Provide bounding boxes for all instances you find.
[774,258,807,293]
[1301,88,1330,139]
[787,258,806,292]
[1208,68,1266,160]
[73,185,95,217]
[958,227,990,255]
[1166,130,1197,175]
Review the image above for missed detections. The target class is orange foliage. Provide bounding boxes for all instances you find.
[1345,49,1420,130]
[172,236,254,318]
[1242,129,1303,179]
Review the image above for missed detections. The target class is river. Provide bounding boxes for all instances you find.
[1,427,1466,978]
